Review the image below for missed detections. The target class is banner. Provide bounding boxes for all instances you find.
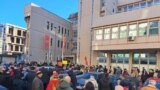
[84,56,88,66]
[44,34,50,49]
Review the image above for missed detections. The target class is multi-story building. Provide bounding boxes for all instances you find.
[68,12,78,63]
[78,0,160,71]
[24,3,73,63]
[0,23,26,64]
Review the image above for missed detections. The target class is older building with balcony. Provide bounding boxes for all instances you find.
[0,23,26,64]
[78,0,160,71]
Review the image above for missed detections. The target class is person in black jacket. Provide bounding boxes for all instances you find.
[99,73,111,90]
[67,66,77,90]
[25,66,36,90]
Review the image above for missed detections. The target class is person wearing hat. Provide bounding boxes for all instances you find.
[32,71,44,90]
[140,80,158,90]
[46,71,59,90]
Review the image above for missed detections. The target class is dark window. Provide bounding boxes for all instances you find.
[17,30,21,36]
[22,39,25,44]
[61,41,63,48]
[113,9,114,12]
[62,27,64,34]
[15,46,19,51]
[23,31,26,36]
[57,40,60,48]
[67,42,69,49]
[50,38,52,46]
[51,23,53,30]
[11,37,14,43]
[65,28,67,34]
[16,38,20,43]
[20,46,23,52]
[47,21,49,30]
[68,30,69,36]
[10,45,13,51]
[58,26,60,33]
[9,27,13,35]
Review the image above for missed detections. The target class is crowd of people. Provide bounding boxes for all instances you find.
[0,62,160,90]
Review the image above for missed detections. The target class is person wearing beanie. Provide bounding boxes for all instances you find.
[32,71,44,90]
[46,71,59,90]
[140,80,158,90]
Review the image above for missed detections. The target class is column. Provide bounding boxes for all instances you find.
[129,52,133,73]
[157,50,160,69]
[106,52,111,69]
[91,51,98,65]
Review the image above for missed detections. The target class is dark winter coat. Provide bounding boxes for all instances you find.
[67,70,77,90]
[98,74,111,90]
[25,70,36,90]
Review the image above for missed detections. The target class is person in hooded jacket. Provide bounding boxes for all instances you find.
[84,75,98,90]
[56,75,73,90]
[99,73,111,90]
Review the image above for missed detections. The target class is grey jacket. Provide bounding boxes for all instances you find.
[32,77,44,90]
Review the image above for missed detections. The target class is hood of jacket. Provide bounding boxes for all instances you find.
[57,80,71,90]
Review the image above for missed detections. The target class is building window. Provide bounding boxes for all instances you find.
[9,27,13,35]
[62,27,64,35]
[61,41,63,48]
[96,29,103,40]
[58,26,60,33]
[123,5,127,12]
[154,0,160,4]
[67,42,69,49]
[140,53,148,64]
[17,30,21,36]
[149,21,159,35]
[147,0,153,7]
[68,30,69,36]
[104,28,110,39]
[16,38,20,43]
[11,37,14,43]
[10,45,13,51]
[51,23,53,30]
[74,31,77,37]
[57,40,60,48]
[138,22,147,36]
[65,28,67,34]
[120,26,127,38]
[134,3,139,9]
[129,24,137,37]
[47,21,49,30]
[111,27,118,39]
[15,46,19,51]
[149,53,157,65]
[128,4,133,11]
[133,53,139,64]
[100,0,105,7]
[50,38,52,46]
[140,1,147,8]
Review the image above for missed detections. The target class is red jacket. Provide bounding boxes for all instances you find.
[47,77,59,90]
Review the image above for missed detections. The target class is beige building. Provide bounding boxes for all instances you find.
[1,23,26,64]
[24,3,73,63]
[78,0,160,71]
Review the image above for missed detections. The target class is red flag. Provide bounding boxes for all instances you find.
[44,34,50,49]
[84,56,88,66]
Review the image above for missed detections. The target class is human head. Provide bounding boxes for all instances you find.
[64,75,71,83]
[117,80,121,85]
[36,71,43,78]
